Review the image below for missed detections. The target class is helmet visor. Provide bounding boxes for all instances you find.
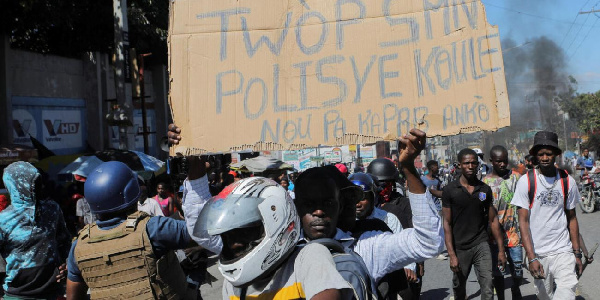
[197,194,264,235]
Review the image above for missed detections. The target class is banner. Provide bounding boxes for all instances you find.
[169,0,509,153]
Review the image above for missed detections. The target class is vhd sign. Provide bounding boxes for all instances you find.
[12,109,37,146]
[43,120,80,136]
[42,110,83,150]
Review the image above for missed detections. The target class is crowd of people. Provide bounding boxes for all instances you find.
[0,126,594,300]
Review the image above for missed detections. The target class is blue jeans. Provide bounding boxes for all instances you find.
[491,244,524,279]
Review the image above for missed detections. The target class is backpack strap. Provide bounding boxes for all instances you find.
[557,169,569,208]
[528,169,570,210]
[527,170,537,209]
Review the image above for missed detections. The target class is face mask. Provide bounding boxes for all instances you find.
[379,182,393,203]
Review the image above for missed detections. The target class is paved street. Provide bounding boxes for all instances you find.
[200,205,600,299]
[420,203,599,299]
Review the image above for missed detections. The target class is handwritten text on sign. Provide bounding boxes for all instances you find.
[169,0,509,153]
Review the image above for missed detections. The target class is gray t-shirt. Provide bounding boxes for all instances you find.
[222,243,351,299]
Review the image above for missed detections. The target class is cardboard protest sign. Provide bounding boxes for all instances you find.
[169,0,509,154]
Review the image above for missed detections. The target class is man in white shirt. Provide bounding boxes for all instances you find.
[137,184,164,217]
[511,131,582,300]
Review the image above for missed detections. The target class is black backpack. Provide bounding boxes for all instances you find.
[308,238,378,300]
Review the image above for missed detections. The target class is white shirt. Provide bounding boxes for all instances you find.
[342,190,443,282]
[511,169,579,256]
[368,207,403,233]
[367,207,417,272]
[138,198,164,217]
[183,175,223,254]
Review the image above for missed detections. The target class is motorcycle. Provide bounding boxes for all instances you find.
[579,173,600,213]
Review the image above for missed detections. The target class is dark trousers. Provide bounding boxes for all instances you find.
[452,241,493,300]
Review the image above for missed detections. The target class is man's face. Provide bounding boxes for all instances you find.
[490,151,509,175]
[295,178,340,240]
[355,192,374,219]
[157,184,167,198]
[459,154,479,179]
[583,149,589,157]
[429,163,439,176]
[280,180,289,189]
[536,147,556,169]
[220,224,265,261]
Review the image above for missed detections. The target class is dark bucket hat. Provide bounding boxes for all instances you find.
[529,131,562,156]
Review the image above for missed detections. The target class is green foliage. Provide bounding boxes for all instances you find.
[0,0,114,56]
[583,132,600,152]
[128,0,170,64]
[561,91,600,134]
[0,0,169,63]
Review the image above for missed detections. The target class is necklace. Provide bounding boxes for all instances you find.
[537,170,559,202]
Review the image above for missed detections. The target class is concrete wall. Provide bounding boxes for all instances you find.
[9,49,84,99]
[0,37,10,145]
[0,39,169,157]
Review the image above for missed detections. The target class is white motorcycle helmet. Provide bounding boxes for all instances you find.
[197,177,300,286]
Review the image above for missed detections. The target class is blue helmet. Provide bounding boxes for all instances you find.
[348,172,375,193]
[84,161,141,215]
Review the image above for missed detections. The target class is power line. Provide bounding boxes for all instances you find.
[570,17,600,60]
[565,12,591,53]
[579,9,600,14]
[559,0,590,47]
[502,41,531,53]
[483,2,600,28]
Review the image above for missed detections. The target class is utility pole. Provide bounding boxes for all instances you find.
[113,0,134,150]
[563,113,569,152]
[138,52,152,154]
[579,9,600,14]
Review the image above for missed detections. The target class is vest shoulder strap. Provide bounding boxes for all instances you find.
[83,211,150,243]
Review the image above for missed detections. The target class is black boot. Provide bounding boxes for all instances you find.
[493,276,505,300]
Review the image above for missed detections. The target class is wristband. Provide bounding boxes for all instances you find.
[529,257,540,264]
[574,252,583,259]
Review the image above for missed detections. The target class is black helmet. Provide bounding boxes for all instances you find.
[367,158,399,181]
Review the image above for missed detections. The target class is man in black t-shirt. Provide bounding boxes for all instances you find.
[442,148,506,300]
